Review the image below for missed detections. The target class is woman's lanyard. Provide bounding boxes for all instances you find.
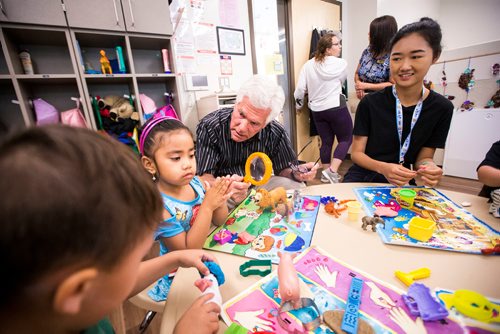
[392,85,425,164]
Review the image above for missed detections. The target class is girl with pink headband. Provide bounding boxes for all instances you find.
[139,116,232,301]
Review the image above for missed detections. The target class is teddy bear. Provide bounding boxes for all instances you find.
[98,96,139,122]
[254,187,287,213]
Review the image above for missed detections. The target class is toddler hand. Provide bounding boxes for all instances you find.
[173,293,220,334]
[382,163,417,186]
[203,177,232,210]
[174,249,218,276]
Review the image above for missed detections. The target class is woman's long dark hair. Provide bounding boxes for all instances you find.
[369,15,398,58]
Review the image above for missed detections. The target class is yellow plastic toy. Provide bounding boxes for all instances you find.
[395,267,431,286]
[408,216,436,242]
[243,152,272,186]
[99,50,112,74]
[440,289,500,323]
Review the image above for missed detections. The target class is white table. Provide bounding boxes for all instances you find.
[160,183,500,333]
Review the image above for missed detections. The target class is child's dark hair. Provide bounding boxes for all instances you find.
[390,17,442,60]
[139,117,193,158]
[369,15,398,58]
[0,125,162,308]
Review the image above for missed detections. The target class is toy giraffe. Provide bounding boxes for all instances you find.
[99,50,112,74]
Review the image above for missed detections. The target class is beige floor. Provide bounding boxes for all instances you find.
[118,158,484,334]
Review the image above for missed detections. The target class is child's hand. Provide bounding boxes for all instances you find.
[174,249,218,276]
[203,177,232,210]
[382,163,417,186]
[173,293,220,334]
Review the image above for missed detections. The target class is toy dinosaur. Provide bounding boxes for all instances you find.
[361,215,385,232]
[99,50,112,74]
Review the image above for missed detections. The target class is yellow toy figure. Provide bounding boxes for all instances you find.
[99,50,112,74]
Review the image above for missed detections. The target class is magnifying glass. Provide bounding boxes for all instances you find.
[243,152,273,186]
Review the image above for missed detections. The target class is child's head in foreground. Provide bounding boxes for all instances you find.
[0,125,162,332]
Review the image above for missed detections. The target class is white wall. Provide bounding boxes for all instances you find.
[169,0,254,133]
[439,0,500,50]
[377,0,440,27]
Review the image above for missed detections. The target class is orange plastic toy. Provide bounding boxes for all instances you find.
[99,50,112,74]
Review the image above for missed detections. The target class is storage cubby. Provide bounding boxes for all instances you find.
[136,78,178,118]
[16,78,84,122]
[2,26,75,75]
[74,31,129,75]
[0,44,8,75]
[0,82,26,135]
[129,35,173,75]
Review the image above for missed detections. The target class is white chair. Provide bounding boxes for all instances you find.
[128,242,164,333]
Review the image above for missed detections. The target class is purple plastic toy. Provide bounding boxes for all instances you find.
[402,283,449,321]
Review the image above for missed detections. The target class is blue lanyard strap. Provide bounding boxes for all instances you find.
[392,85,425,164]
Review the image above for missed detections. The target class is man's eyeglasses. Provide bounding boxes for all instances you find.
[289,140,320,174]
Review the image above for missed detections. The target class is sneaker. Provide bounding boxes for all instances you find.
[321,169,341,183]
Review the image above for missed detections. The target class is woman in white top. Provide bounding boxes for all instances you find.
[294,32,352,183]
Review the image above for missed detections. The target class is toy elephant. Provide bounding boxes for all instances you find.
[361,215,385,232]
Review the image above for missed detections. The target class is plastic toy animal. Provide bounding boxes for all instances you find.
[99,50,112,74]
[278,252,301,309]
[361,215,385,232]
[254,187,287,212]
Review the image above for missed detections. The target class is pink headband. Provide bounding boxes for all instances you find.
[139,115,177,155]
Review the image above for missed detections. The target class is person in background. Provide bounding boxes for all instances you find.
[344,17,453,187]
[354,15,398,99]
[196,75,318,207]
[294,32,352,183]
[139,117,231,301]
[0,125,220,334]
[477,140,500,218]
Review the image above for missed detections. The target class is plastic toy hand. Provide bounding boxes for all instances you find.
[203,177,232,210]
[382,163,417,186]
[389,307,427,334]
[234,310,274,332]
[365,281,396,309]
[314,264,338,288]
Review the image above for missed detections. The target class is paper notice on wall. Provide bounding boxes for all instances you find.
[219,0,240,28]
[194,22,217,53]
[176,55,196,74]
[265,54,284,75]
[220,55,232,75]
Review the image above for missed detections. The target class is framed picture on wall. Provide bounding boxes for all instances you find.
[216,26,245,56]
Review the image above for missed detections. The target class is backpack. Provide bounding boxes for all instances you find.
[33,98,59,125]
[142,93,179,121]
[61,100,89,128]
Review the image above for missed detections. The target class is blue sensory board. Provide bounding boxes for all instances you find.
[353,186,500,254]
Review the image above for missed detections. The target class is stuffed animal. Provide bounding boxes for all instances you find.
[98,96,139,122]
[254,187,287,212]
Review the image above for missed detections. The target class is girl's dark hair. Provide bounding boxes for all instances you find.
[369,15,398,58]
[139,117,192,158]
[390,17,442,60]
[314,33,338,63]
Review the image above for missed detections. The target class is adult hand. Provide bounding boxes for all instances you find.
[416,162,443,187]
[203,177,232,210]
[292,162,319,182]
[356,89,365,99]
[174,294,220,334]
[228,174,251,204]
[355,81,368,91]
[381,163,417,186]
[174,249,218,276]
